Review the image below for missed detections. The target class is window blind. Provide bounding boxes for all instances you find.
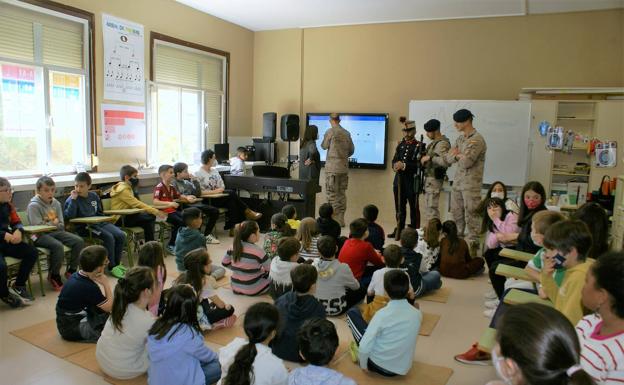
[0,2,84,69]
[153,43,223,92]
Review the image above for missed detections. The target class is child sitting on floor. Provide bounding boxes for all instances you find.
[347,270,422,377]
[56,245,112,342]
[219,302,288,385]
[174,207,226,278]
[438,220,484,279]
[272,264,326,362]
[147,285,221,385]
[363,245,415,322]
[288,318,356,385]
[313,235,360,316]
[416,218,442,272]
[96,266,155,380]
[316,203,341,241]
[175,248,236,331]
[137,241,167,316]
[263,213,293,259]
[222,220,271,296]
[363,204,384,251]
[297,217,320,259]
[400,228,442,298]
[338,218,384,288]
[269,237,302,300]
[282,204,301,230]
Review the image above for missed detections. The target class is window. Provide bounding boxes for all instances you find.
[0,0,94,177]
[149,32,228,166]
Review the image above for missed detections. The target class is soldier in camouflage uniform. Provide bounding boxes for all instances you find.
[443,109,487,256]
[321,113,355,227]
[420,119,450,223]
[388,119,422,239]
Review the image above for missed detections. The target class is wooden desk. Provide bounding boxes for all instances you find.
[495,264,539,283]
[499,248,533,262]
[103,208,144,216]
[22,225,58,233]
[69,216,115,224]
[477,328,497,353]
[503,289,553,307]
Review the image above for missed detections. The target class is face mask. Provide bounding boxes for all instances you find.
[553,253,566,269]
[492,348,513,385]
[129,177,139,187]
[524,198,541,210]
[491,192,504,200]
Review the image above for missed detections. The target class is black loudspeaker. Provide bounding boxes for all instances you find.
[263,112,276,141]
[214,143,229,164]
[280,114,300,141]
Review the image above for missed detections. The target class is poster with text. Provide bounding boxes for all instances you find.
[102,14,145,103]
[101,104,145,147]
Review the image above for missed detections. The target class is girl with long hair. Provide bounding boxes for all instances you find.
[137,241,167,316]
[147,284,221,385]
[222,221,271,295]
[96,267,155,380]
[219,302,288,385]
[297,217,320,259]
[438,220,484,279]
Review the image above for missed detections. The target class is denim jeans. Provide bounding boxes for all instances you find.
[420,270,442,295]
[83,222,126,268]
[201,359,221,385]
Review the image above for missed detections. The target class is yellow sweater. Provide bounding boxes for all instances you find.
[541,259,593,325]
[109,181,160,222]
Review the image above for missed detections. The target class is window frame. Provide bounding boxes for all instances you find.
[1,0,97,177]
[149,31,229,152]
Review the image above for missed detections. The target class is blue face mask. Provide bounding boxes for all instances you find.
[553,253,566,269]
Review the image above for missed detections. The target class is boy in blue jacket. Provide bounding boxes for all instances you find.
[64,172,126,278]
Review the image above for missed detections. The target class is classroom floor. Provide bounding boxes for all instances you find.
[0,219,496,385]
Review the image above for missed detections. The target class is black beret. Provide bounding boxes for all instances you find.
[424,119,441,132]
[453,109,474,123]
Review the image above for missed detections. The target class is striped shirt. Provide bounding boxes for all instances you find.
[299,235,320,260]
[576,314,624,384]
[222,242,271,296]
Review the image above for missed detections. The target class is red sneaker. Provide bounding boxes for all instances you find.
[212,314,237,330]
[47,274,64,291]
[454,343,492,366]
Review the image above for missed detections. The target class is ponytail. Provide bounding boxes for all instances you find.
[111,266,155,332]
[441,220,459,254]
[232,221,259,262]
[176,248,210,293]
[497,303,597,385]
[223,302,279,385]
[568,366,596,385]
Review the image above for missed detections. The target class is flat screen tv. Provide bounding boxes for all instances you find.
[306,113,388,169]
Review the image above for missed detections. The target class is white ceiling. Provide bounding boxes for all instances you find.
[175,0,624,31]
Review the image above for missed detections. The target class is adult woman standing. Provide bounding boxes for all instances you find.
[299,125,321,186]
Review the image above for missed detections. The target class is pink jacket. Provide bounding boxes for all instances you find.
[486,212,520,249]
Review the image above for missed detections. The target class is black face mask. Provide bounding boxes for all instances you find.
[128,177,139,187]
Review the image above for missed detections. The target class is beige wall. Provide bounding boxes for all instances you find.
[54,0,254,171]
[252,9,624,225]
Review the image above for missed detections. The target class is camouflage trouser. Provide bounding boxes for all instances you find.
[450,187,481,246]
[423,177,443,223]
[325,172,349,226]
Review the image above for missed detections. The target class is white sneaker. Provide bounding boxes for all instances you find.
[484,289,497,300]
[484,299,500,309]
[205,234,221,244]
[484,308,496,318]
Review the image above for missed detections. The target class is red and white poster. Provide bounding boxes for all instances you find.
[101,103,145,147]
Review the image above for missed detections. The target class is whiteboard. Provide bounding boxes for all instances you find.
[409,100,531,187]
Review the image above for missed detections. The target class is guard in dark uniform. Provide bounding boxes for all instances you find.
[388,117,422,239]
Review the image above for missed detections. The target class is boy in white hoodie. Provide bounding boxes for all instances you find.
[313,236,360,316]
[269,237,302,299]
[27,176,84,290]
